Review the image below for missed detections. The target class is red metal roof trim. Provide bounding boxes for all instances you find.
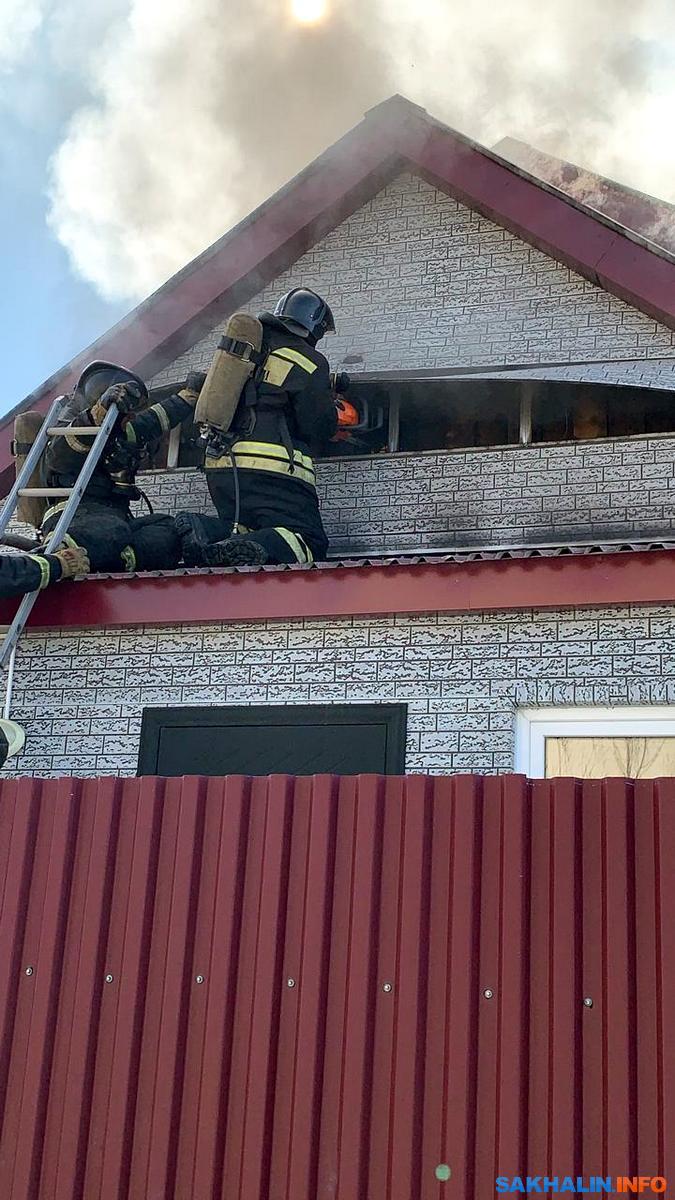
[2,547,674,631]
[1,773,673,1198]
[3,95,675,492]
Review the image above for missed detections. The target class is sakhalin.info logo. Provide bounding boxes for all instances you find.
[495,1180,668,1195]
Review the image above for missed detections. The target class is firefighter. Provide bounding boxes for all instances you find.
[41,362,205,572]
[175,288,338,567]
[0,544,89,599]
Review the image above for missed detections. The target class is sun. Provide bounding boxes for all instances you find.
[291,0,328,24]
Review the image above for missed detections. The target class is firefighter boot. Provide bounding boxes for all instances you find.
[204,535,269,568]
[174,512,211,567]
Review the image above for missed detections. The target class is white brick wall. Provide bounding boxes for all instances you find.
[9,603,675,778]
[150,172,675,388]
[135,433,675,554]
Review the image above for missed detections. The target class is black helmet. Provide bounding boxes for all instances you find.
[74,361,149,406]
[273,288,335,342]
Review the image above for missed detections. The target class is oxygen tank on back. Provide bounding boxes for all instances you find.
[13,412,48,528]
[195,312,264,435]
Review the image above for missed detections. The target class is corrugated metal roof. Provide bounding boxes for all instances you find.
[1,772,673,1199]
[80,536,675,582]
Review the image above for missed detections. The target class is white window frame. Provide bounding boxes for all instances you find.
[514,706,675,778]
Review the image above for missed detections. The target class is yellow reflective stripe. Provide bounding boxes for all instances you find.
[42,500,69,525]
[205,454,316,487]
[42,529,79,552]
[262,354,293,387]
[27,554,51,590]
[274,347,317,374]
[124,422,138,443]
[65,432,91,453]
[121,546,136,572]
[148,403,171,434]
[274,527,311,564]
[296,533,313,564]
[233,441,315,471]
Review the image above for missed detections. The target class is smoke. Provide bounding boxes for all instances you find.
[41,0,675,302]
[0,0,46,74]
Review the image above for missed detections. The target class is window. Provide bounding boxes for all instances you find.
[515,706,675,779]
[138,703,407,777]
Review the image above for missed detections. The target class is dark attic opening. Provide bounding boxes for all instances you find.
[147,374,675,468]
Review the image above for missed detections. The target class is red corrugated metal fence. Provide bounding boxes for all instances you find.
[1,773,674,1199]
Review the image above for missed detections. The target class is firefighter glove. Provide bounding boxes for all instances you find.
[55,546,90,579]
[178,371,207,405]
[90,380,145,424]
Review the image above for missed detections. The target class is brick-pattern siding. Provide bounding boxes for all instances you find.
[135,433,675,554]
[9,603,675,778]
[150,173,675,389]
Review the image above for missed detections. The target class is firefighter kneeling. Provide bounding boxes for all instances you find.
[175,288,339,568]
[41,362,205,572]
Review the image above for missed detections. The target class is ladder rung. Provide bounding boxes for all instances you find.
[46,426,99,437]
[18,488,74,498]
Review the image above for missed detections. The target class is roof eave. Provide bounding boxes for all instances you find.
[2,548,674,631]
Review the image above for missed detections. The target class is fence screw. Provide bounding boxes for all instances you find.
[382,982,393,993]
[25,966,33,977]
[483,988,494,999]
[583,997,594,1008]
[196,975,204,985]
[105,974,114,984]
[287,978,296,989]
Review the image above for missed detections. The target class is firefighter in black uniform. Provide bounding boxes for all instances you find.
[175,288,338,567]
[41,361,205,573]
[0,544,89,598]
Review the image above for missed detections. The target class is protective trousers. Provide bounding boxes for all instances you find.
[41,501,181,572]
[201,468,329,564]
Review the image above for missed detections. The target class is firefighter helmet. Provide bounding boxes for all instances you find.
[74,361,149,407]
[273,288,335,342]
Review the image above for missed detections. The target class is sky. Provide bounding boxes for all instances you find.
[1,0,675,417]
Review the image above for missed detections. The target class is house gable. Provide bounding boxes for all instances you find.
[150,172,675,388]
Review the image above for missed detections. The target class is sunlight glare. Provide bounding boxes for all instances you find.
[291,0,328,25]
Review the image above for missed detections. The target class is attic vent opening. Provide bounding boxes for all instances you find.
[145,375,675,468]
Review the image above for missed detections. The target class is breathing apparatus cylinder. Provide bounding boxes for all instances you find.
[13,412,50,527]
[195,312,264,436]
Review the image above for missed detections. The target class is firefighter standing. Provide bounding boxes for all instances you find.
[175,288,338,567]
[41,362,205,572]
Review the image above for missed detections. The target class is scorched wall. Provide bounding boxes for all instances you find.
[136,433,675,556]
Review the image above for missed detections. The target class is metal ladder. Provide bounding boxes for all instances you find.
[0,396,121,690]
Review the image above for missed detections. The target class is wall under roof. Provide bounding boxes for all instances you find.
[1,772,673,1198]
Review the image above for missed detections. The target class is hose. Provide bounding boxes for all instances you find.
[228,447,241,535]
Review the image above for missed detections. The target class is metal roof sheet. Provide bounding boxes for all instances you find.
[1,772,673,1198]
[79,536,675,583]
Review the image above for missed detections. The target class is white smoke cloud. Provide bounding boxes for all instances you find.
[45,0,675,303]
[0,0,46,74]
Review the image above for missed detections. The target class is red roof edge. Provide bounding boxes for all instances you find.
[2,550,674,631]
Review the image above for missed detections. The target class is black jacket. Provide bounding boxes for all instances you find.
[0,551,62,599]
[43,392,194,512]
[204,315,337,488]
